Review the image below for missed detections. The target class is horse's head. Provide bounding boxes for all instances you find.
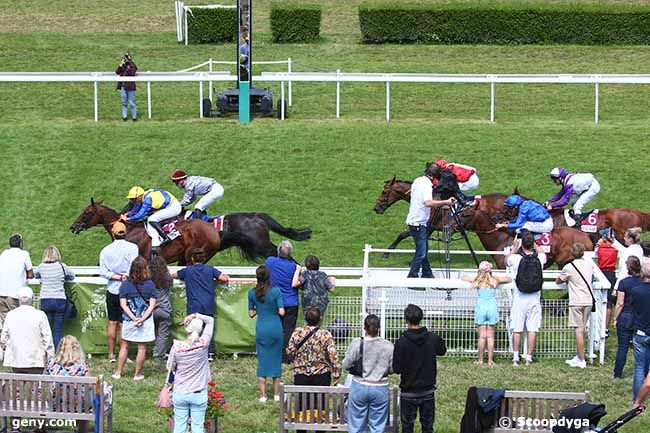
[373,176,412,214]
[70,198,111,234]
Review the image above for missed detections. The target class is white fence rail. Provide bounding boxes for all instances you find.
[2,71,649,122]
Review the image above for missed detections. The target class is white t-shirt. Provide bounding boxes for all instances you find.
[558,258,594,307]
[0,248,33,298]
[566,173,596,194]
[507,251,547,301]
[405,176,433,226]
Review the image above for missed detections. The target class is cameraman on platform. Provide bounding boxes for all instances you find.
[115,52,138,121]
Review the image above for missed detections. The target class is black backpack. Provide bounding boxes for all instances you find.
[515,251,543,294]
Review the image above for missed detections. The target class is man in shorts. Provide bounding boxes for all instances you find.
[556,242,594,369]
[507,232,546,366]
[99,222,139,362]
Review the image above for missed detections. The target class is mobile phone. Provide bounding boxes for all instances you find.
[599,228,611,238]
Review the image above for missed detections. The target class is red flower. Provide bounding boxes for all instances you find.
[215,392,223,398]
[208,381,217,387]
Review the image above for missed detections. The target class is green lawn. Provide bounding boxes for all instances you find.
[89,349,649,433]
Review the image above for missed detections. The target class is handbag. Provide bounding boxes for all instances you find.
[569,261,596,313]
[348,338,364,377]
[60,263,78,320]
[157,366,174,409]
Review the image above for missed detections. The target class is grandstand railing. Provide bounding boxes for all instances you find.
[2,71,649,122]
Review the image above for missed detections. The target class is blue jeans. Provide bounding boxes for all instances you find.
[173,388,208,433]
[40,298,67,349]
[120,88,137,119]
[348,380,390,433]
[614,324,634,378]
[633,334,650,399]
[408,225,433,278]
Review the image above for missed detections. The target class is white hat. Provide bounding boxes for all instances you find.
[18,286,33,299]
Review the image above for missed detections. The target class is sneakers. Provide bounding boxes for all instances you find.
[565,356,580,366]
[133,374,145,381]
[274,395,280,402]
[208,353,215,362]
[111,373,121,380]
[259,396,268,404]
[512,359,520,367]
[108,356,116,364]
[567,358,587,369]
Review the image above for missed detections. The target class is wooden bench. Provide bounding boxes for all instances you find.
[279,384,399,432]
[490,390,590,433]
[0,373,113,433]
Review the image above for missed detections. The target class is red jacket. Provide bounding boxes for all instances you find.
[116,61,138,91]
[596,241,618,271]
[434,159,476,184]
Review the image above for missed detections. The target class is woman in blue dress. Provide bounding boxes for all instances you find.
[248,265,285,403]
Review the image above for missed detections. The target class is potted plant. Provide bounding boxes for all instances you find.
[204,380,229,433]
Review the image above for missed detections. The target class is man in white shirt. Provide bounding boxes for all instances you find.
[556,242,594,369]
[99,221,139,362]
[507,232,546,366]
[406,163,454,279]
[0,286,54,373]
[0,234,33,328]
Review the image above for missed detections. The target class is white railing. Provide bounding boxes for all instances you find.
[2,70,649,122]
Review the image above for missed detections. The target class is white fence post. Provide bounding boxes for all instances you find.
[209,59,213,103]
[199,80,204,118]
[281,81,285,120]
[288,58,292,107]
[147,79,152,119]
[93,80,98,123]
[361,244,371,335]
[490,81,495,123]
[595,82,600,124]
[336,69,341,119]
[379,288,387,339]
[385,80,390,122]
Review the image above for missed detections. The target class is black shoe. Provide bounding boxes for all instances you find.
[149,221,171,246]
[132,117,137,121]
[122,117,128,121]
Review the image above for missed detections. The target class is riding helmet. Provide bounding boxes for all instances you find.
[504,194,524,208]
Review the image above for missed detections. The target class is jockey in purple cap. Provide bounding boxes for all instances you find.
[543,167,600,224]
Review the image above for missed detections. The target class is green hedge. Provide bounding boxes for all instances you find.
[359,2,650,45]
[187,7,237,44]
[271,3,322,43]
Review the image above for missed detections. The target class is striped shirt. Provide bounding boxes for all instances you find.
[99,240,139,295]
[34,262,75,300]
[167,314,214,394]
[179,176,218,207]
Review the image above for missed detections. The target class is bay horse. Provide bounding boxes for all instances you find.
[373,176,509,254]
[512,187,650,241]
[452,205,594,269]
[70,199,302,264]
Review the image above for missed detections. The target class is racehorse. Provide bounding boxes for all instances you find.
[70,199,311,264]
[451,204,595,269]
[373,176,509,254]
[512,187,650,240]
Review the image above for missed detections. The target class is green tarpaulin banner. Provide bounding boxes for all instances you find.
[59,282,256,354]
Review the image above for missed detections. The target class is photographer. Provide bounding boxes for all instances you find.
[115,52,138,121]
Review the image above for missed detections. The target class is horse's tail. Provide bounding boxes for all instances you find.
[219,231,268,263]
[258,213,312,241]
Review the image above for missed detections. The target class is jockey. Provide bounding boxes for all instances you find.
[544,167,601,222]
[170,170,224,220]
[121,186,181,248]
[496,194,554,234]
[434,159,479,192]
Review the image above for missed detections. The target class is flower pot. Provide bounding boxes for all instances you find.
[204,417,218,433]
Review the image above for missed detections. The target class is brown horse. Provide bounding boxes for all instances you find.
[373,176,509,253]
[452,205,594,269]
[70,199,268,264]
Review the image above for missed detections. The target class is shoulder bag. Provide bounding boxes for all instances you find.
[59,263,78,320]
[286,327,319,364]
[349,338,364,377]
[569,261,596,313]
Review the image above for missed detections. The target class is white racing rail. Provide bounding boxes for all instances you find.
[2,71,649,122]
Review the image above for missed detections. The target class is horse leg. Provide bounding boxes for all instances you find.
[382,229,411,259]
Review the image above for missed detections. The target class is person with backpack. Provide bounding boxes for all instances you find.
[506,232,546,366]
[556,242,595,369]
[296,255,336,321]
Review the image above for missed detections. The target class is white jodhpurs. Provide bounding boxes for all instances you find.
[459,174,479,192]
[572,179,600,214]
[146,200,182,247]
[194,182,224,211]
[522,217,554,234]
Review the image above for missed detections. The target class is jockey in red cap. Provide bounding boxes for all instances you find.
[170,170,224,220]
[434,159,479,192]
